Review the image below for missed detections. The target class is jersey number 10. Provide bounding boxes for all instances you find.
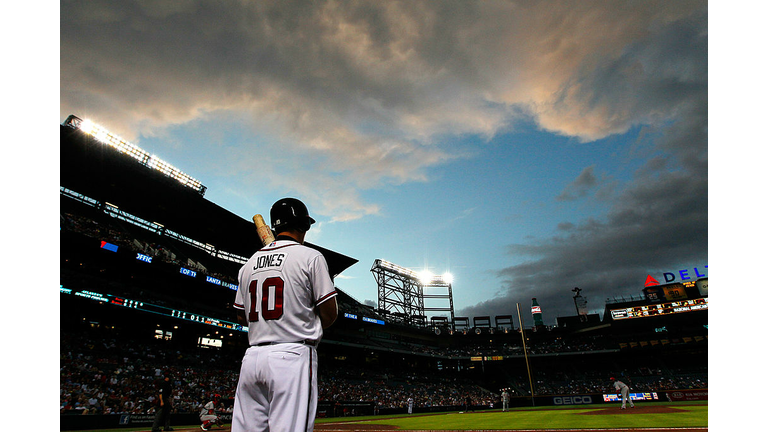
[247,277,284,322]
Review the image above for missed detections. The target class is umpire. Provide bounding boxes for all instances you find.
[151,372,174,432]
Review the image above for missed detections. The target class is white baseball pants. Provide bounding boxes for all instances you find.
[620,387,634,408]
[232,344,317,432]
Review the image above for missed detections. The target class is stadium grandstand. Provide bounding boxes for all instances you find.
[60,116,707,430]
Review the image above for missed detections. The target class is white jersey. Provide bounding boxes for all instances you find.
[200,401,215,418]
[613,379,634,408]
[234,239,336,346]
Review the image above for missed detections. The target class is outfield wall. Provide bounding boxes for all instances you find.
[315,389,707,417]
[60,390,707,429]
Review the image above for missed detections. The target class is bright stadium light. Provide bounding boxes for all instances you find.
[418,270,434,284]
[375,259,452,285]
[79,119,94,134]
[62,114,207,196]
[378,259,420,279]
[442,272,454,284]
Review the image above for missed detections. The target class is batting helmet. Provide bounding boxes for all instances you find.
[270,198,316,233]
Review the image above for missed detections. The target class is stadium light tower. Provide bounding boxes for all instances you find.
[371,259,455,328]
[62,115,207,196]
[572,287,588,321]
[421,271,455,324]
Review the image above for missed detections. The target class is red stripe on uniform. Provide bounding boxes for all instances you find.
[315,290,337,305]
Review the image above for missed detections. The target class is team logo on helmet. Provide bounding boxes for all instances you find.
[270,198,315,232]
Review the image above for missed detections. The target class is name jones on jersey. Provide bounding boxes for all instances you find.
[253,253,286,271]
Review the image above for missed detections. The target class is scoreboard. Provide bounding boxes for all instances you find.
[610,297,708,320]
[61,285,246,332]
[643,279,707,302]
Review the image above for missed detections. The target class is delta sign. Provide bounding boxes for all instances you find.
[645,265,707,285]
[661,265,707,283]
[644,265,708,300]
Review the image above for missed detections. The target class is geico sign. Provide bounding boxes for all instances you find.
[553,396,593,405]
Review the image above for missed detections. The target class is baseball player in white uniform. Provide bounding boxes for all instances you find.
[611,377,635,409]
[407,397,414,414]
[501,389,509,412]
[200,394,222,430]
[232,198,338,432]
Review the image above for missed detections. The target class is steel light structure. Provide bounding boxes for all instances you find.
[63,115,207,196]
[371,259,455,328]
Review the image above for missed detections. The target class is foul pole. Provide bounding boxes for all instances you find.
[517,302,535,407]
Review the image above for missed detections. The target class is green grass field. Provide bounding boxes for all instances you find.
[65,401,708,432]
[316,402,708,430]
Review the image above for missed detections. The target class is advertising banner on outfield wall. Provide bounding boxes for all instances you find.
[552,395,595,406]
[668,389,708,401]
[603,392,659,402]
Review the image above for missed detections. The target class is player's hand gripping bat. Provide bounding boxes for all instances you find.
[252,214,275,246]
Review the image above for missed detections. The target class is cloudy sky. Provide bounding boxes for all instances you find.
[57,0,712,325]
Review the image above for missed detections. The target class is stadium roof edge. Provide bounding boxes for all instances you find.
[60,124,357,278]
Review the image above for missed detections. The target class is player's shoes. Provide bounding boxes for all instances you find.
[201,426,209,431]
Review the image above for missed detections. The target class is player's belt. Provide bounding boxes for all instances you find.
[254,339,318,347]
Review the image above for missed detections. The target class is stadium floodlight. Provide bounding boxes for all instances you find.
[418,270,434,284]
[378,259,420,280]
[441,272,454,284]
[62,114,207,196]
[376,259,453,285]
[79,119,95,134]
[422,271,453,285]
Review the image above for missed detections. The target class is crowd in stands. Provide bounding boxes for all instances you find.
[60,329,239,416]
[328,330,707,362]
[318,365,494,409]
[61,327,707,417]
[61,210,238,286]
[60,328,495,416]
[529,373,707,396]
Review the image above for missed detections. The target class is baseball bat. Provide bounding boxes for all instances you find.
[252,214,275,246]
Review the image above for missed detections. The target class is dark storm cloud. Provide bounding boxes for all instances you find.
[540,9,706,139]
[457,5,708,324]
[61,0,483,217]
[556,166,597,201]
[459,106,707,322]
[61,1,707,192]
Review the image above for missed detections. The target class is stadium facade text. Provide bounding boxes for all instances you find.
[553,396,593,405]
[662,265,707,282]
[136,253,152,263]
